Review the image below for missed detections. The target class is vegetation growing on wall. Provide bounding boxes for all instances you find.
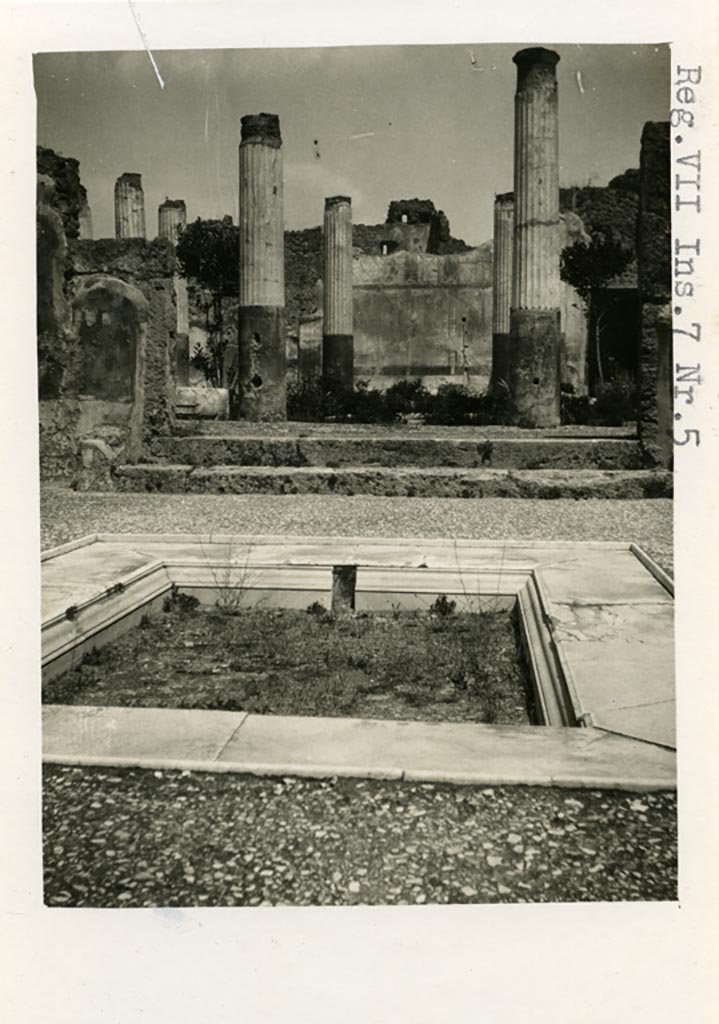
[36,146,88,240]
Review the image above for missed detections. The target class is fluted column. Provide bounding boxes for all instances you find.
[509,47,561,426]
[78,200,93,240]
[322,195,354,385]
[489,192,514,391]
[236,113,286,420]
[158,198,190,383]
[158,198,187,244]
[114,173,146,239]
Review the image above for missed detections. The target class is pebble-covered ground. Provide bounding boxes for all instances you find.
[40,485,674,906]
[43,766,677,907]
[40,486,673,576]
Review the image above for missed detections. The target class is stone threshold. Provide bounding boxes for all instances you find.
[42,705,676,792]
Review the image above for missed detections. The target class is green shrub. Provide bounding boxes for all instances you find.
[561,372,638,427]
[287,376,516,426]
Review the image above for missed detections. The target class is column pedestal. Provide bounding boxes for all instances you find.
[509,309,561,426]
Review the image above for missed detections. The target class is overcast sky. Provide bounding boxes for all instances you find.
[34,43,669,246]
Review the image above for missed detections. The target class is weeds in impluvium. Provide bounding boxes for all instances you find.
[443,538,527,723]
[429,594,456,617]
[163,589,200,616]
[197,535,263,614]
[306,600,333,623]
[451,537,510,618]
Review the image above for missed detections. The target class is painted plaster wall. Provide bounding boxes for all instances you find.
[352,245,493,387]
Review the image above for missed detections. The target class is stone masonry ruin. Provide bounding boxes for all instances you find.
[36,45,672,474]
[37,149,179,486]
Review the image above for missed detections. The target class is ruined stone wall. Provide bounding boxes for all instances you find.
[352,245,493,388]
[36,146,88,240]
[38,237,177,480]
[636,122,672,466]
[68,239,177,437]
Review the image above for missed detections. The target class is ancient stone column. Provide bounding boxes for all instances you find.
[509,47,561,426]
[489,192,514,391]
[114,173,146,239]
[78,200,93,240]
[158,199,190,384]
[236,113,286,420]
[322,195,354,385]
[158,198,187,244]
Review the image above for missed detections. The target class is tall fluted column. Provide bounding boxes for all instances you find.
[159,199,190,384]
[78,200,93,240]
[322,195,354,385]
[114,173,146,239]
[489,192,514,391]
[509,47,561,426]
[236,113,286,420]
[158,198,187,244]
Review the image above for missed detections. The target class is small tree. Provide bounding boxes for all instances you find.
[560,230,633,386]
[176,215,239,387]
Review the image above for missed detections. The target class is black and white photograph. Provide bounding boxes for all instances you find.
[2,3,716,1021]
[35,41,677,908]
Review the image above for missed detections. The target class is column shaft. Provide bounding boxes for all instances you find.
[236,113,286,420]
[490,193,514,390]
[158,199,187,244]
[114,173,146,239]
[322,196,354,386]
[509,48,562,427]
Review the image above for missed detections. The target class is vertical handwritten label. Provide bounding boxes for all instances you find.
[672,65,703,448]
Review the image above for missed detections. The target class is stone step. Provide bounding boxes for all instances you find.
[113,464,672,499]
[146,434,644,471]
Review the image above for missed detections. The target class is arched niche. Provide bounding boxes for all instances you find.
[71,276,148,460]
[72,276,148,400]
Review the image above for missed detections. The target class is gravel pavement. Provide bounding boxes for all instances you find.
[43,766,677,907]
[40,485,673,575]
[40,486,675,907]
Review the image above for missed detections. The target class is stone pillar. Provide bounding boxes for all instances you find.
[158,199,190,385]
[114,173,146,239]
[509,47,561,427]
[78,200,93,240]
[558,211,590,395]
[236,113,286,420]
[489,192,513,391]
[637,122,672,467]
[158,198,187,244]
[322,195,354,385]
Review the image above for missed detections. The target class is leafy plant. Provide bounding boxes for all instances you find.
[287,376,515,427]
[560,230,634,387]
[176,216,239,388]
[430,594,456,617]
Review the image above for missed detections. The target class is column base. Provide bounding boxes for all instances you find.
[638,301,673,468]
[175,333,190,387]
[322,334,354,387]
[235,305,286,421]
[509,309,561,427]
[489,333,511,393]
